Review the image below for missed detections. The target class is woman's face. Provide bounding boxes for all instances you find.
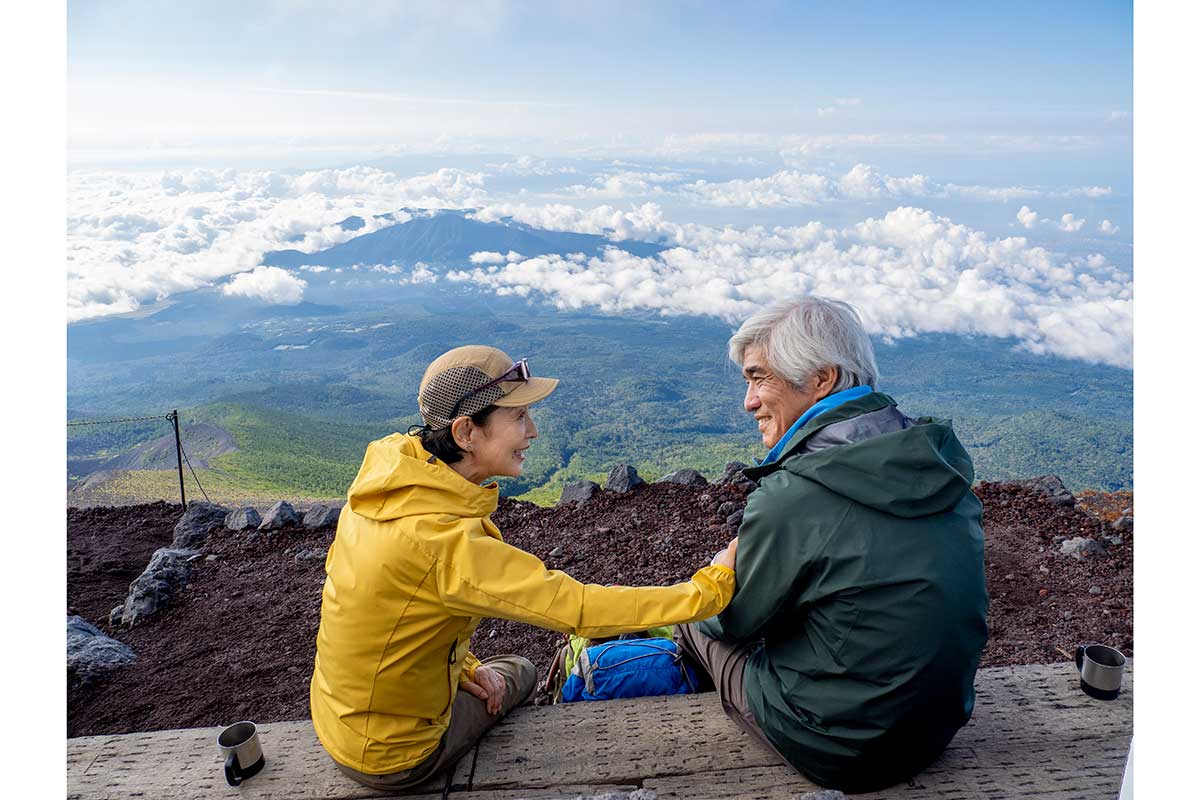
[462,406,539,481]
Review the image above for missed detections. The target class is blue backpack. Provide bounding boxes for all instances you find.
[561,637,700,702]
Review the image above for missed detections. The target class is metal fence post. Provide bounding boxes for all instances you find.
[170,410,186,508]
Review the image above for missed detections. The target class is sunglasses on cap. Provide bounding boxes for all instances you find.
[448,358,531,420]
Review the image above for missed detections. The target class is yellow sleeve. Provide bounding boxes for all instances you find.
[460,651,482,683]
[433,521,736,638]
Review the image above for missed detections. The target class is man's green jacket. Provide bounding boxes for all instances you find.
[699,392,988,792]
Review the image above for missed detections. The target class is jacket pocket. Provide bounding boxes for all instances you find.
[440,638,458,719]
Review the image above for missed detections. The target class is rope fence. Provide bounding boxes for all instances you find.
[67,409,209,508]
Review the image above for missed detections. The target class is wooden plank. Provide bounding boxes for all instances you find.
[67,662,1133,800]
[646,735,1132,799]
[448,787,639,799]
[468,661,1132,790]
[66,721,463,800]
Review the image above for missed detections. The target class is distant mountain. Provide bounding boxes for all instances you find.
[262,209,666,270]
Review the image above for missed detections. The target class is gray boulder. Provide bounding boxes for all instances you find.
[259,500,301,530]
[225,506,261,532]
[172,501,231,548]
[714,461,755,489]
[725,509,744,528]
[1017,475,1076,508]
[605,465,645,493]
[558,480,601,506]
[1060,537,1107,561]
[117,547,200,626]
[657,468,708,486]
[67,615,136,687]
[1112,514,1133,533]
[303,503,343,529]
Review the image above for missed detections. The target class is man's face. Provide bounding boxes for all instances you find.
[741,343,826,449]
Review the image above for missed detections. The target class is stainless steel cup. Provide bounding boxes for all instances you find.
[217,721,265,786]
[1075,644,1126,701]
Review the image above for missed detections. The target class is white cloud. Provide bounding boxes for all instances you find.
[469,250,524,264]
[68,165,1133,368]
[67,167,487,321]
[816,106,837,117]
[679,165,1110,208]
[1016,206,1038,229]
[485,155,578,176]
[564,170,684,198]
[222,267,307,304]
[460,204,1132,368]
[1059,213,1086,232]
[835,97,863,107]
[1099,219,1120,235]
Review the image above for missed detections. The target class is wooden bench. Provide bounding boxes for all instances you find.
[67,661,1132,799]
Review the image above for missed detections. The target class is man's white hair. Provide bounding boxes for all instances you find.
[728,296,879,392]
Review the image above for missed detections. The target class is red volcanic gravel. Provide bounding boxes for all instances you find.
[67,480,1133,737]
[67,501,182,625]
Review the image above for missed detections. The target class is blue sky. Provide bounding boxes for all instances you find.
[69,1,1132,160]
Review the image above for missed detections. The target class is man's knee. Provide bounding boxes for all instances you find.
[485,655,537,703]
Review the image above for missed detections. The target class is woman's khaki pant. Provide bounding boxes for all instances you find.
[334,655,537,793]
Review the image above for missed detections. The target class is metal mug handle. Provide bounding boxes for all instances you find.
[225,753,241,787]
[1075,645,1085,672]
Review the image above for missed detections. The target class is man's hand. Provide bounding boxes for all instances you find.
[712,536,739,570]
[459,664,507,715]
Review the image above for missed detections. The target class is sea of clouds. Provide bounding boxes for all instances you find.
[67,163,1131,368]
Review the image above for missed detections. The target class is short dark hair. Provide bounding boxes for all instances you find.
[419,405,499,464]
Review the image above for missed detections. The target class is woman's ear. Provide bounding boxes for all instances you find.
[450,417,474,453]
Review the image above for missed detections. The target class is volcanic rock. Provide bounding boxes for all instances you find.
[1017,475,1076,508]
[717,501,740,518]
[714,461,755,489]
[225,507,261,532]
[293,548,327,565]
[117,547,200,626]
[68,615,136,688]
[172,501,230,548]
[657,468,708,486]
[1112,514,1133,533]
[726,509,744,528]
[1060,536,1107,561]
[303,503,342,529]
[605,465,645,493]
[558,480,600,506]
[259,500,300,530]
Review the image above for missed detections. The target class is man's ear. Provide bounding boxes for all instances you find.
[450,417,474,452]
[812,366,840,400]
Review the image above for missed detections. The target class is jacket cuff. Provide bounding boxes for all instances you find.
[460,651,482,682]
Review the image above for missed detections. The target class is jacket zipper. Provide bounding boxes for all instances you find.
[441,638,458,718]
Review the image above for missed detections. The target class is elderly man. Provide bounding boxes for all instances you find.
[677,296,988,793]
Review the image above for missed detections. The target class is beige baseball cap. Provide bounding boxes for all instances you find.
[418,345,559,430]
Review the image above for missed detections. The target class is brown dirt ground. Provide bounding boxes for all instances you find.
[66,480,1133,737]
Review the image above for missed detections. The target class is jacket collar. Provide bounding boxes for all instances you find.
[743,391,897,482]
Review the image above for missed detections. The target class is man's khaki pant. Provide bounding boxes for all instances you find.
[334,655,537,793]
[674,622,788,761]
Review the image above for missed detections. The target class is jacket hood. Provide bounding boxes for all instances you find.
[748,393,975,518]
[346,433,499,522]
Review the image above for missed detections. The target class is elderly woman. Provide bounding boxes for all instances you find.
[310,345,738,792]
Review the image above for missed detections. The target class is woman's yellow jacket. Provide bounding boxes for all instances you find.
[309,433,736,775]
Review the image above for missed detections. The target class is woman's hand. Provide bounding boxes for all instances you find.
[711,536,739,570]
[459,664,508,715]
